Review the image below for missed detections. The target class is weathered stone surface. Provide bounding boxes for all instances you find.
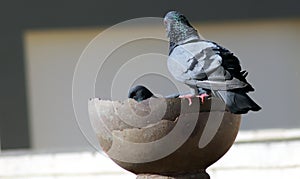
[88,97,241,177]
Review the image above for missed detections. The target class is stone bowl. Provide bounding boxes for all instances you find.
[88,97,241,178]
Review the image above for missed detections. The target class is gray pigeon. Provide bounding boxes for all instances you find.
[164,11,261,114]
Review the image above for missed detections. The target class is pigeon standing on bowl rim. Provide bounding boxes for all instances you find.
[164,11,261,114]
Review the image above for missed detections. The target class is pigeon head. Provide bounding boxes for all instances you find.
[128,85,154,102]
[164,11,199,45]
[164,11,193,29]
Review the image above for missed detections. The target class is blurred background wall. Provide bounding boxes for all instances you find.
[1,0,300,151]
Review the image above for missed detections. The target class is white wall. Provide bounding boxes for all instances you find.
[24,19,300,150]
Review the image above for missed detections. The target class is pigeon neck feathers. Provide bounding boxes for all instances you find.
[168,28,200,55]
[169,25,199,44]
[164,11,201,53]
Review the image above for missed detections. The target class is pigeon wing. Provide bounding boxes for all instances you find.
[167,41,218,82]
[168,41,250,91]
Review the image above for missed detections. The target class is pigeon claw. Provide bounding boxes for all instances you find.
[179,93,209,105]
[179,94,194,106]
[196,93,210,104]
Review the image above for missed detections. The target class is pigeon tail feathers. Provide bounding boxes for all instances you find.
[216,90,261,114]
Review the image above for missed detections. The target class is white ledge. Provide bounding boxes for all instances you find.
[236,128,300,143]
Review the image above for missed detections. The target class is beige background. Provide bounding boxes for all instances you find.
[24,19,300,150]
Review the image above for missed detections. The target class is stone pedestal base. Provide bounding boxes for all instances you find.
[137,171,210,179]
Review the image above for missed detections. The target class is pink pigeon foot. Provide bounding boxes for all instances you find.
[179,94,194,106]
[196,93,210,103]
[179,93,209,105]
